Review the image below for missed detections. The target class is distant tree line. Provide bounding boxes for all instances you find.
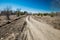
[0,9,28,16]
[0,7,28,22]
[33,12,60,17]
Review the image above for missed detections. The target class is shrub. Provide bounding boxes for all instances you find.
[43,13,48,16]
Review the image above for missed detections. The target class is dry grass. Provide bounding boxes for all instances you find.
[33,15,60,30]
[0,15,17,26]
[0,15,26,40]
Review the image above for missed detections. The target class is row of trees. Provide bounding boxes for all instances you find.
[33,12,57,17]
[0,8,28,20]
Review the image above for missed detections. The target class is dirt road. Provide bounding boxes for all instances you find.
[26,16,60,40]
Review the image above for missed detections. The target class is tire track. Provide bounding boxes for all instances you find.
[26,16,60,40]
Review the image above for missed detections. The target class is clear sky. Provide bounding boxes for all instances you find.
[0,0,60,13]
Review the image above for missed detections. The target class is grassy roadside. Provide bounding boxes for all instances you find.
[33,15,60,30]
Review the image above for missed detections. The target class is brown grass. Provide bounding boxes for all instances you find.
[33,15,60,30]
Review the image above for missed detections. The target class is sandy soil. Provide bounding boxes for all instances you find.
[26,16,60,40]
[0,16,27,40]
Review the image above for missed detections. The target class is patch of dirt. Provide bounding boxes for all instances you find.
[0,16,27,40]
[0,15,17,26]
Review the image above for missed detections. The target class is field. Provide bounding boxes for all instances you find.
[33,15,60,30]
[0,15,17,26]
[0,12,60,40]
[0,14,60,40]
[0,15,27,40]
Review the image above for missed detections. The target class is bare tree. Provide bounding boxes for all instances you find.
[5,7,11,20]
[16,8,21,17]
[23,11,28,15]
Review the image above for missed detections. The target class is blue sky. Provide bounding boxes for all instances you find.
[0,0,60,13]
